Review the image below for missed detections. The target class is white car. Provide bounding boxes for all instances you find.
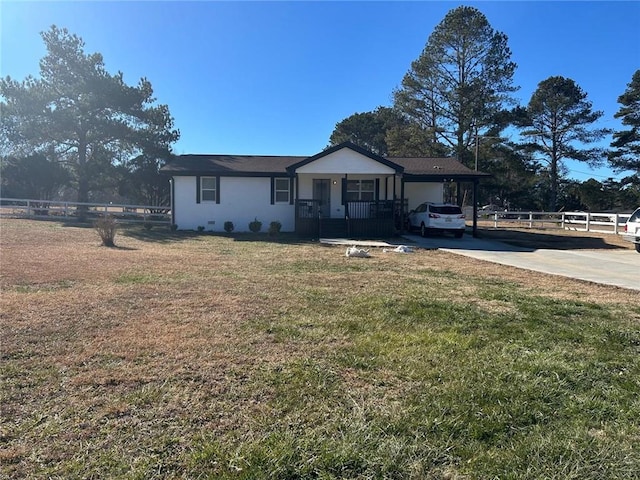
[623,207,640,253]
[407,202,466,238]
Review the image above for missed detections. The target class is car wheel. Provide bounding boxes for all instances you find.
[454,230,464,238]
[635,243,640,253]
[420,223,426,237]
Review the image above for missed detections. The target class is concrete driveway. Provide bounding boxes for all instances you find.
[402,234,639,291]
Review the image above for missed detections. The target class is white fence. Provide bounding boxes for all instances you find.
[474,210,632,235]
[0,198,171,225]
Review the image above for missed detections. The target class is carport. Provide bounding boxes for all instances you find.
[392,157,491,238]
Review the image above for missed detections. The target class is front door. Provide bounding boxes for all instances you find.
[313,179,331,218]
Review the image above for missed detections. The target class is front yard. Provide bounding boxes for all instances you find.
[1,219,639,479]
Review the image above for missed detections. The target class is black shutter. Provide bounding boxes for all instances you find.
[341,177,347,205]
[216,176,221,204]
[196,176,201,204]
[289,177,294,205]
[270,177,275,205]
[375,178,380,201]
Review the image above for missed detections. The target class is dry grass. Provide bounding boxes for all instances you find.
[1,219,638,478]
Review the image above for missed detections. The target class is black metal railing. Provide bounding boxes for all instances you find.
[295,199,408,238]
[345,200,395,219]
[296,199,321,219]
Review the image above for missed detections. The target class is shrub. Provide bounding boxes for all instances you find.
[143,222,153,231]
[94,215,117,247]
[197,225,205,232]
[268,221,282,236]
[249,217,262,233]
[224,221,234,233]
[170,224,178,231]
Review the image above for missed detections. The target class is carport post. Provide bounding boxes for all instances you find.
[472,179,479,238]
[400,176,406,232]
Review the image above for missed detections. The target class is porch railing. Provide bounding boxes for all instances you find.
[296,199,321,219]
[345,200,396,219]
[295,199,408,237]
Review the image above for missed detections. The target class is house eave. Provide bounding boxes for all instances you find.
[160,170,294,178]
[402,172,492,182]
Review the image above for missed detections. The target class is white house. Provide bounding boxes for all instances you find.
[161,142,488,237]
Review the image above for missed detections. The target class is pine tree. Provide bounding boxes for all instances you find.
[0,26,179,205]
[518,76,610,211]
[393,6,517,166]
[609,69,640,182]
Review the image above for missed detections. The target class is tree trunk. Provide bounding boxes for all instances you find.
[76,133,90,219]
[549,155,558,211]
[549,125,559,211]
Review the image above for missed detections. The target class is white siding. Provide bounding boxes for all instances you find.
[296,148,396,175]
[173,176,295,232]
[402,183,444,211]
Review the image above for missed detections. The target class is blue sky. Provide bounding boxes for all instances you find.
[1,1,639,181]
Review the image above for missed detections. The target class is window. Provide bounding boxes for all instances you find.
[274,178,290,203]
[346,179,375,201]
[201,177,216,202]
[430,205,462,215]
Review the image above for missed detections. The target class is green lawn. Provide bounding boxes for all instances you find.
[1,220,639,479]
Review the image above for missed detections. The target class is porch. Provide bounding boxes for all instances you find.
[295,199,408,238]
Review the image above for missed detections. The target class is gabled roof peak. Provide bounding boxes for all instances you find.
[286,142,404,174]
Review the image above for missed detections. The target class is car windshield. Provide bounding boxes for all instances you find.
[629,209,640,223]
[430,205,461,215]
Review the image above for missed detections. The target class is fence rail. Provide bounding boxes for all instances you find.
[474,210,632,235]
[0,198,171,224]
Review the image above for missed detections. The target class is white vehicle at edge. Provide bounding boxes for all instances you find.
[622,207,640,253]
[407,202,466,238]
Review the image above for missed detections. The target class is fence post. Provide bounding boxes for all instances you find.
[586,213,590,232]
[27,200,31,218]
[64,202,68,217]
[561,212,565,230]
[493,212,498,229]
[529,212,533,228]
[613,214,619,234]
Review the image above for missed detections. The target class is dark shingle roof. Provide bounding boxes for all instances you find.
[161,154,307,176]
[161,146,489,179]
[390,157,489,177]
